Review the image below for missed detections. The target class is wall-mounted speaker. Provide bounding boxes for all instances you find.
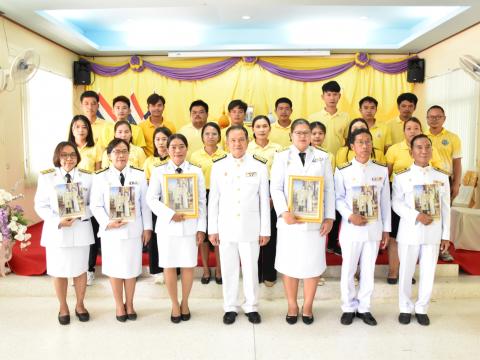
[407,58,425,83]
[73,59,91,85]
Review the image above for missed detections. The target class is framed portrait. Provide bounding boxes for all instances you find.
[56,182,86,220]
[109,186,136,222]
[163,173,198,219]
[352,185,379,222]
[414,184,441,221]
[288,175,324,223]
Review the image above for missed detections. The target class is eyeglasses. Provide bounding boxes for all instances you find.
[354,140,372,146]
[427,116,445,120]
[60,153,77,159]
[292,131,311,137]
[112,149,129,155]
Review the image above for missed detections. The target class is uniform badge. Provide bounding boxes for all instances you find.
[371,176,383,182]
[129,181,138,185]
[245,172,257,177]
[442,139,449,146]
[312,157,323,163]
[433,180,444,186]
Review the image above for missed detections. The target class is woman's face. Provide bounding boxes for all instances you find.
[291,123,311,152]
[253,119,271,141]
[311,127,325,147]
[154,132,169,155]
[168,138,188,165]
[404,121,422,143]
[59,145,78,172]
[72,120,88,142]
[109,142,129,171]
[115,124,132,143]
[202,126,220,146]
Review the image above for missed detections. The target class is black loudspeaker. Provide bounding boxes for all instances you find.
[73,60,91,85]
[407,58,425,83]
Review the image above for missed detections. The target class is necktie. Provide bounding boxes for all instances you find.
[65,173,72,183]
[120,173,125,186]
[175,168,183,174]
[299,152,306,166]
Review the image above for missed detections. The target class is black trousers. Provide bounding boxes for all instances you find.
[148,213,164,274]
[327,210,342,249]
[258,207,277,282]
[88,217,101,272]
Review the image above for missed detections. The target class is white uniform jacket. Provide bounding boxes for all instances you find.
[146,160,207,236]
[334,159,391,242]
[208,153,270,242]
[90,165,152,239]
[34,167,95,248]
[270,145,335,230]
[392,164,450,245]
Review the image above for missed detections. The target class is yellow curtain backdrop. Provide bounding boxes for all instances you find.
[86,56,413,129]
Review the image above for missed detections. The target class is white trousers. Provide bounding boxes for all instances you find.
[219,241,260,313]
[398,243,439,314]
[340,240,380,313]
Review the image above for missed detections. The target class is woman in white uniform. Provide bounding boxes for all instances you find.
[34,141,94,325]
[270,119,335,325]
[147,134,207,323]
[90,138,152,322]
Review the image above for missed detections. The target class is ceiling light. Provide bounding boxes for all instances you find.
[242,15,251,20]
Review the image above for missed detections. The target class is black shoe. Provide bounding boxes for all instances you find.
[171,313,181,324]
[340,312,355,325]
[201,269,211,284]
[75,309,90,322]
[223,311,237,325]
[356,312,377,326]
[58,313,70,325]
[181,312,191,321]
[415,313,430,326]
[246,312,261,324]
[333,245,342,256]
[412,278,416,285]
[398,313,412,324]
[387,277,398,285]
[127,312,137,321]
[215,276,223,285]
[285,313,298,325]
[116,314,128,322]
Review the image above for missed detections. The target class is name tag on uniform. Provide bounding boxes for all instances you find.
[312,158,323,163]
[245,172,257,177]
[129,181,138,185]
[433,180,444,186]
[371,176,383,182]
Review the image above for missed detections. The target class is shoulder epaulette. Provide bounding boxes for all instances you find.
[433,166,450,176]
[95,167,109,174]
[253,154,267,164]
[372,159,387,167]
[78,168,92,174]
[314,145,328,153]
[154,159,169,167]
[40,168,55,175]
[394,168,410,175]
[337,161,352,170]
[278,146,289,152]
[189,161,201,168]
[213,154,227,163]
[130,165,144,172]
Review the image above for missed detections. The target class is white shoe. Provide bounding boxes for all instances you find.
[153,273,165,285]
[264,280,276,287]
[317,277,326,286]
[86,271,95,286]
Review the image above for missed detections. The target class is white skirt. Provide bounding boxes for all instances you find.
[101,237,142,279]
[157,234,198,268]
[275,228,326,279]
[46,245,89,278]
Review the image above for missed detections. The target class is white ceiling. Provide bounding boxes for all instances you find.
[1,0,479,55]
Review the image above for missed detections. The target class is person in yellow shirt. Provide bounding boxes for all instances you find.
[101,121,146,169]
[310,121,335,171]
[308,81,350,155]
[139,94,177,157]
[80,91,106,146]
[98,96,147,150]
[178,100,209,160]
[68,115,102,172]
[220,99,253,150]
[190,122,225,286]
[386,93,418,146]
[270,97,293,148]
[359,96,392,154]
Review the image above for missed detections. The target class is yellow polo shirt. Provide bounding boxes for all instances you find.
[386,116,406,145]
[307,109,349,155]
[385,140,445,180]
[220,125,254,151]
[369,121,392,153]
[101,143,147,169]
[143,155,169,181]
[247,140,283,175]
[77,144,102,172]
[190,147,227,189]
[178,123,204,160]
[426,128,462,174]
[335,146,386,168]
[89,118,107,145]
[139,118,177,157]
[99,122,147,150]
[269,121,292,148]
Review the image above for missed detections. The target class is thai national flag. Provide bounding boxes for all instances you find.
[130,92,145,124]
[96,92,116,122]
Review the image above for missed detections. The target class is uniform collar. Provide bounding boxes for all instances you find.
[352,157,371,168]
[412,163,431,173]
[272,121,291,129]
[59,167,76,181]
[321,108,340,118]
[249,140,274,150]
[426,128,446,137]
[202,147,223,157]
[290,144,311,155]
[111,165,128,178]
[400,140,410,150]
[168,160,187,172]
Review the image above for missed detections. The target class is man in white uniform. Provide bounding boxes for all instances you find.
[208,125,271,325]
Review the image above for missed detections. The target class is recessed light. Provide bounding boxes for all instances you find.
[360,16,368,20]
[242,15,251,20]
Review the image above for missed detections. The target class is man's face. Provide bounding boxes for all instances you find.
[229,106,246,125]
[426,108,446,130]
[113,101,131,121]
[360,101,377,121]
[411,137,433,166]
[398,100,416,119]
[190,105,208,129]
[275,103,292,122]
[148,101,165,118]
[81,97,99,119]
[322,91,341,108]
[227,129,248,158]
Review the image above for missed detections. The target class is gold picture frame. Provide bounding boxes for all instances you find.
[163,173,199,219]
[288,175,324,223]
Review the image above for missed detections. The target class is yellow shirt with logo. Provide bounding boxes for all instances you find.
[77,144,102,172]
[178,123,204,160]
[143,155,169,181]
[307,109,349,155]
[101,143,147,169]
[426,128,462,174]
[99,122,147,150]
[269,121,292,148]
[335,146,386,169]
[190,147,227,189]
[247,140,283,175]
[89,118,107,145]
[139,118,177,157]
[369,121,392,153]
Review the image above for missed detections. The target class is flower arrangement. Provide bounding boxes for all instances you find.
[0,189,31,276]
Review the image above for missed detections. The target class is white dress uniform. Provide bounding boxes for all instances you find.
[90,165,152,279]
[146,159,207,268]
[208,153,270,313]
[34,167,95,277]
[270,145,335,279]
[334,158,391,313]
[392,164,450,315]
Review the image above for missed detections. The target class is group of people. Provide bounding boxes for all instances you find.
[34,80,460,328]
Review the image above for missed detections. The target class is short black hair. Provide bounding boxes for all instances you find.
[167,133,189,148]
[53,141,81,168]
[349,128,373,146]
[228,99,247,112]
[189,99,209,113]
[153,127,173,157]
[322,81,341,93]
[309,121,326,134]
[106,138,130,155]
[359,96,378,108]
[403,117,423,132]
[80,90,98,103]
[397,92,418,107]
[290,118,310,133]
[201,122,221,144]
[147,93,166,106]
[113,95,130,108]
[275,97,292,109]
[226,125,248,140]
[427,105,445,115]
[68,115,95,147]
[410,133,432,148]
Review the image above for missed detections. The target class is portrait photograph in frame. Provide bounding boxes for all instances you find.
[414,184,441,221]
[163,173,198,219]
[109,185,136,222]
[288,175,324,223]
[56,182,86,220]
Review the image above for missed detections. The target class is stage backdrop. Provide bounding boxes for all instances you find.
[85,53,414,128]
